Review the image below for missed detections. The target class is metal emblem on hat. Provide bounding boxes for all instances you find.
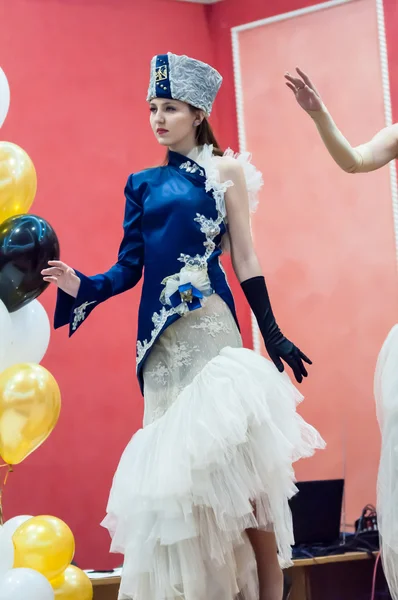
[155,66,168,82]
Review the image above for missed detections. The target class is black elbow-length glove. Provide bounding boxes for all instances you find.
[241,276,312,383]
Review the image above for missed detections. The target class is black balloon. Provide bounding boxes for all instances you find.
[0,214,60,312]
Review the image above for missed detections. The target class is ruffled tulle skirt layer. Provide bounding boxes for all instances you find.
[101,295,325,600]
[374,324,398,600]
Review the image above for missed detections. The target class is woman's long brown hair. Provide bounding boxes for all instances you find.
[195,117,223,156]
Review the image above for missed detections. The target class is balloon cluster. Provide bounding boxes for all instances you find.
[0,515,93,599]
[0,68,92,599]
[0,68,60,466]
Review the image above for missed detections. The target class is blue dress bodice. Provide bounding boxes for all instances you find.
[54,150,238,393]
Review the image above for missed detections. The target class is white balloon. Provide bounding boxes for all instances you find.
[0,67,10,128]
[0,300,13,372]
[0,527,14,577]
[2,515,33,538]
[2,300,50,369]
[0,568,54,600]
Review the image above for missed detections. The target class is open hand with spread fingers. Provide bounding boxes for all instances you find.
[41,260,81,298]
[284,67,324,113]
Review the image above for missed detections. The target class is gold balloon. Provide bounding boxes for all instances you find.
[51,565,93,600]
[0,363,61,465]
[0,141,37,223]
[13,515,75,581]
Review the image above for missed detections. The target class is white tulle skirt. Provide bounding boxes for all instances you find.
[101,294,325,600]
[374,324,398,600]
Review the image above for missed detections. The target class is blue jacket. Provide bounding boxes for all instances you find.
[54,150,239,393]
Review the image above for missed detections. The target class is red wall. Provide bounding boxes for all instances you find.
[207,0,338,344]
[209,0,398,526]
[384,0,398,118]
[0,0,218,569]
[210,0,398,133]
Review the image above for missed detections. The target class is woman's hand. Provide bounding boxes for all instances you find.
[284,67,324,113]
[41,260,81,298]
[265,334,312,384]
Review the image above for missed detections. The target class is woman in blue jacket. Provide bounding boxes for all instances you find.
[42,53,324,600]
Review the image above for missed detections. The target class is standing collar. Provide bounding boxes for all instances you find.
[168,148,206,178]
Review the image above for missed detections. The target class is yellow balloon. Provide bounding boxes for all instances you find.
[51,565,93,600]
[0,141,37,223]
[0,363,61,465]
[13,515,75,581]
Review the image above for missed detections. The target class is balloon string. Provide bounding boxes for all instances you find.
[0,463,13,526]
